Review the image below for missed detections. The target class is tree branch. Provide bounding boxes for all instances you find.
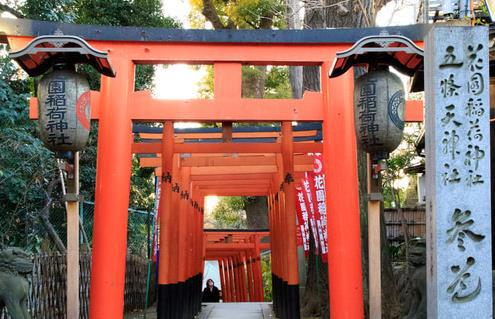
[356,0,372,27]
[243,17,258,29]
[0,4,24,18]
[201,0,227,29]
[259,10,274,29]
[38,174,66,253]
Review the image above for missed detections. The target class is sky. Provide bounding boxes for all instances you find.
[163,0,192,28]
[376,0,421,26]
[153,0,208,128]
[155,0,199,99]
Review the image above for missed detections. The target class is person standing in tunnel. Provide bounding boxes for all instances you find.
[202,279,220,302]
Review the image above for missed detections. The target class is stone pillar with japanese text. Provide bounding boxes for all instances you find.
[425,26,492,318]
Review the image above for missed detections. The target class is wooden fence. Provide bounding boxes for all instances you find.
[1,253,156,319]
[384,207,426,242]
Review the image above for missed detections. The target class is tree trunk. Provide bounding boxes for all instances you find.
[39,213,66,253]
[0,4,25,18]
[301,1,398,318]
[301,6,328,316]
[325,0,373,28]
[245,197,269,229]
[357,147,370,318]
[286,0,303,99]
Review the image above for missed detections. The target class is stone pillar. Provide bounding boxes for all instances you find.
[425,25,492,318]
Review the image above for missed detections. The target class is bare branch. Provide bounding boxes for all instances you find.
[37,173,66,253]
[356,0,372,26]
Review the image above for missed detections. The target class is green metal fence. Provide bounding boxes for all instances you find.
[81,201,154,258]
[0,201,154,258]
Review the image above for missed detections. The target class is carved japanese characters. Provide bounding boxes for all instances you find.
[425,26,492,319]
[354,68,405,160]
[37,66,91,152]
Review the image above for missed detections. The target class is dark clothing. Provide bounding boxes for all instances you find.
[202,286,220,302]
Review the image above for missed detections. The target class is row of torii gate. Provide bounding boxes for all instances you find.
[137,122,327,318]
[1,18,427,319]
[136,123,325,318]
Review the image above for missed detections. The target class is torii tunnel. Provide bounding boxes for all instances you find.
[1,18,427,319]
[203,230,269,303]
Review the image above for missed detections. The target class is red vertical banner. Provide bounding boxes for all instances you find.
[296,226,303,248]
[311,153,328,262]
[302,153,328,262]
[301,173,319,255]
[295,185,310,254]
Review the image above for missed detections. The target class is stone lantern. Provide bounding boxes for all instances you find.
[329,34,424,161]
[9,35,115,154]
[354,67,405,161]
[37,65,91,152]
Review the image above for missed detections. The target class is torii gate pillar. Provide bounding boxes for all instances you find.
[89,58,134,319]
[323,64,364,318]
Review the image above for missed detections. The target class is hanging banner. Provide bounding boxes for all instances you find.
[303,153,328,262]
[311,153,328,262]
[301,173,320,255]
[295,185,310,254]
[296,225,304,248]
[152,176,161,262]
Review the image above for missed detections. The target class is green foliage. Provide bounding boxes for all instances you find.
[79,123,98,201]
[211,196,248,229]
[191,0,291,104]
[80,201,152,256]
[74,0,181,28]
[20,0,76,22]
[0,52,59,249]
[382,124,423,208]
[263,66,291,98]
[189,0,286,29]
[126,209,152,256]
[129,156,156,211]
[198,65,291,101]
[241,65,291,98]
[0,0,180,251]
[388,237,424,262]
[261,255,272,301]
[233,0,286,29]
[197,65,215,99]
[73,0,181,205]
[74,0,181,91]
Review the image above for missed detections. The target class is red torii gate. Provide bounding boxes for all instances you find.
[1,17,427,319]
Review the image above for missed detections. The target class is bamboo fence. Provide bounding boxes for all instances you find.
[1,253,156,319]
[384,207,426,242]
